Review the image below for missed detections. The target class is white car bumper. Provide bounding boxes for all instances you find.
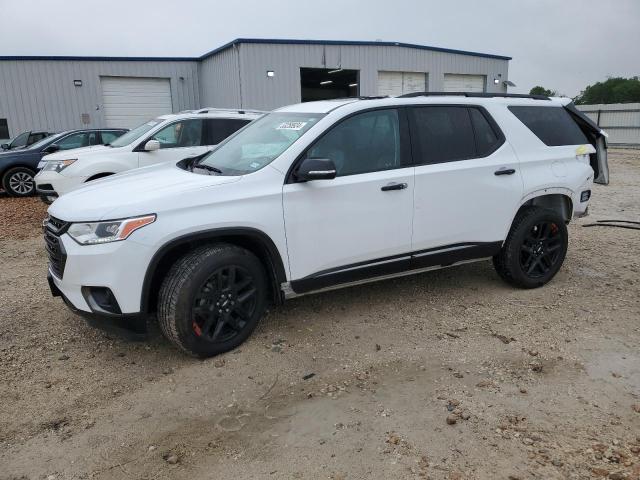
[35,170,89,201]
[46,231,152,315]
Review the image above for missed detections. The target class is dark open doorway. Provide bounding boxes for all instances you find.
[300,68,359,102]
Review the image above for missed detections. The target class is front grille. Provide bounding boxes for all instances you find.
[44,217,69,278]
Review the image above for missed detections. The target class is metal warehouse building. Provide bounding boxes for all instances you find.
[0,38,511,138]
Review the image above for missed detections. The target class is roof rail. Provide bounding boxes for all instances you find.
[195,107,267,115]
[397,92,551,100]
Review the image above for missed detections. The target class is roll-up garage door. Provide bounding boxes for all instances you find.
[377,71,427,96]
[101,77,172,128]
[443,74,486,93]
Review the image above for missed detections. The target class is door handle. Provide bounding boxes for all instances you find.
[494,168,516,176]
[381,182,408,191]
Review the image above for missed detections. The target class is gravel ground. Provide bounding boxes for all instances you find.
[1,150,639,480]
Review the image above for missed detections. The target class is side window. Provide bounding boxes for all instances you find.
[11,132,30,148]
[151,119,203,148]
[410,107,476,164]
[29,133,47,145]
[88,132,100,146]
[306,109,402,176]
[56,132,90,150]
[509,106,589,146]
[204,119,251,145]
[101,131,124,144]
[469,108,500,156]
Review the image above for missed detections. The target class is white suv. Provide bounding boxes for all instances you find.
[44,94,609,357]
[35,108,263,203]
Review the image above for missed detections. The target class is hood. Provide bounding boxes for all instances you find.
[43,144,113,160]
[48,162,241,222]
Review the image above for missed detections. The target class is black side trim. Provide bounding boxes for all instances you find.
[290,242,502,294]
[140,227,287,312]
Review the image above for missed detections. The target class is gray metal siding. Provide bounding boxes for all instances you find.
[0,60,199,136]
[212,43,509,110]
[198,46,241,109]
[577,103,640,146]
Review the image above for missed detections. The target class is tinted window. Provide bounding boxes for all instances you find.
[100,131,125,144]
[0,119,8,139]
[56,132,91,150]
[204,119,251,145]
[509,106,589,146]
[306,109,402,176]
[152,119,203,148]
[29,133,47,144]
[410,107,475,164]
[469,108,500,156]
[11,132,29,148]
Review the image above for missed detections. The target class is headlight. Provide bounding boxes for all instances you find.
[67,215,156,245]
[42,159,77,173]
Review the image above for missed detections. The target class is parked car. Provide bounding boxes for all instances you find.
[44,93,608,357]
[1,131,52,151]
[1,128,127,197]
[35,109,264,202]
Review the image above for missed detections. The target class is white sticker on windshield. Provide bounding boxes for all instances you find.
[277,121,307,131]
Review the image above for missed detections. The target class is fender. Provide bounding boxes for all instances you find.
[140,227,287,313]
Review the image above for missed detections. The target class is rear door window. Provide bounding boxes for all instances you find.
[151,119,204,148]
[410,106,476,164]
[509,106,589,146]
[469,108,501,156]
[204,119,251,145]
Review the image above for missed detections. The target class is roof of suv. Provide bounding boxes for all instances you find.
[170,108,266,120]
[276,94,573,114]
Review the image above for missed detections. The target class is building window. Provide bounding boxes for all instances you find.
[0,119,9,139]
[300,68,359,102]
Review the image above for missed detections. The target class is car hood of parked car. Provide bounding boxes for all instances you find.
[43,144,113,160]
[48,161,241,222]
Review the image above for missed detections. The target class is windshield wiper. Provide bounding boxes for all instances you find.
[192,163,223,174]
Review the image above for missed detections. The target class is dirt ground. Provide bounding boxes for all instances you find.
[1,150,639,480]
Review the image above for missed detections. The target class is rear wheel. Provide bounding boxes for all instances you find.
[157,244,267,357]
[2,167,35,197]
[493,206,568,288]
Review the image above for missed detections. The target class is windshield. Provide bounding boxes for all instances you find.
[28,132,65,150]
[109,118,164,147]
[198,112,324,175]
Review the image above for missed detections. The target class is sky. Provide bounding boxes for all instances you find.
[1,0,638,97]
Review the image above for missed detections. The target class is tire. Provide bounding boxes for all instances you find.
[2,167,35,197]
[493,206,568,289]
[157,244,268,357]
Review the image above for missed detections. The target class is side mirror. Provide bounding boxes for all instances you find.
[43,144,60,154]
[144,140,160,152]
[1,143,9,150]
[295,158,337,182]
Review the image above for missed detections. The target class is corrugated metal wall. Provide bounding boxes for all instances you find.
[199,43,509,110]
[198,47,242,109]
[577,103,640,146]
[0,60,199,136]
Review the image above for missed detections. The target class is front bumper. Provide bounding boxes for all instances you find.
[34,170,88,201]
[48,269,148,339]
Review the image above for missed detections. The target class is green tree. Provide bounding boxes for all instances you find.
[574,77,640,104]
[529,86,557,96]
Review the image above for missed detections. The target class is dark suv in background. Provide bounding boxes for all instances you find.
[0,128,127,197]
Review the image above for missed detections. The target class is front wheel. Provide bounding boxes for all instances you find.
[493,206,568,289]
[3,167,35,197]
[157,244,267,357]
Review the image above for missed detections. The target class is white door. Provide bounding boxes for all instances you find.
[410,106,522,257]
[443,74,485,92]
[377,71,426,96]
[138,118,209,167]
[283,108,414,291]
[101,77,172,128]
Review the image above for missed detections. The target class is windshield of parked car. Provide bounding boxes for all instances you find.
[197,112,324,175]
[109,118,164,148]
[28,132,66,150]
